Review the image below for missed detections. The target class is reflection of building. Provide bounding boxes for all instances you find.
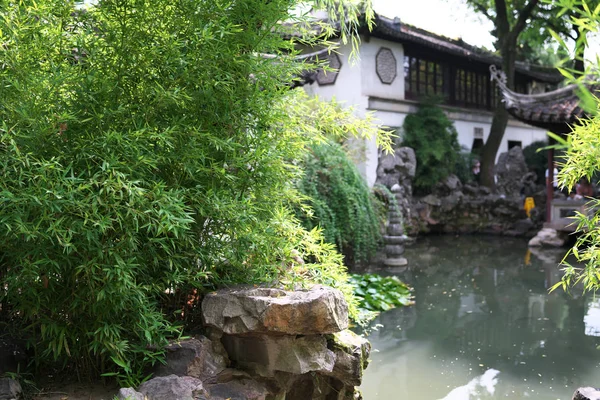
[528,294,545,321]
[584,298,600,337]
[303,13,562,186]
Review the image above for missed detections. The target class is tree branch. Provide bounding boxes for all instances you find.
[494,0,510,39]
[470,1,494,23]
[542,16,577,41]
[511,0,540,39]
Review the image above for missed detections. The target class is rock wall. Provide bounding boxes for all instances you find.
[376,146,545,237]
[115,286,370,400]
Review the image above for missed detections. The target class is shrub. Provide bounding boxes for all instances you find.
[296,140,383,265]
[523,140,549,183]
[401,101,461,193]
[0,0,376,383]
[454,150,478,184]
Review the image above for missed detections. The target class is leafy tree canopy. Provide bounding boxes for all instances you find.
[0,0,382,383]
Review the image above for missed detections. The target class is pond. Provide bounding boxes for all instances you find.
[358,235,600,400]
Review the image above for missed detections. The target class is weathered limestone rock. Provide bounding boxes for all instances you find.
[116,388,145,400]
[222,334,335,376]
[433,174,462,196]
[202,285,348,335]
[206,379,269,400]
[0,378,21,400]
[324,330,371,387]
[495,146,528,196]
[573,387,600,400]
[422,194,441,207]
[376,147,417,188]
[528,228,566,247]
[154,337,228,383]
[376,147,416,224]
[505,218,534,236]
[138,375,206,400]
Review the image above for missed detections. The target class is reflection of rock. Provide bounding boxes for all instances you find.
[572,387,600,400]
[528,246,567,265]
[439,369,500,400]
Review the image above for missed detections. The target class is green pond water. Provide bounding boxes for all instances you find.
[358,235,600,400]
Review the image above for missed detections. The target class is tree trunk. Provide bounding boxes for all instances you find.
[574,27,585,73]
[479,46,516,189]
[480,106,509,188]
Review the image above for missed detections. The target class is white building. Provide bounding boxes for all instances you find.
[302,14,562,187]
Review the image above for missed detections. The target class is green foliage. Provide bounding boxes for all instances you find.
[455,150,478,185]
[523,140,550,183]
[401,102,461,193]
[544,0,600,296]
[349,273,413,314]
[296,139,383,264]
[0,0,375,382]
[551,116,600,293]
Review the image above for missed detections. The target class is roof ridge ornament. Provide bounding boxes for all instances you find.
[489,65,507,87]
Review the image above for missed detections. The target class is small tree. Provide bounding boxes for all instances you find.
[0,0,381,383]
[401,101,461,193]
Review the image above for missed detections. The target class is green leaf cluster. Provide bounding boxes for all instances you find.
[401,101,461,193]
[349,273,413,313]
[550,116,600,294]
[296,139,383,264]
[0,0,375,382]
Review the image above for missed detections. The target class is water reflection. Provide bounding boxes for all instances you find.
[358,236,600,400]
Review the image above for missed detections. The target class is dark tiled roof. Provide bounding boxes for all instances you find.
[370,15,563,84]
[491,66,590,134]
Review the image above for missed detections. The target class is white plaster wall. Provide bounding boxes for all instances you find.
[303,43,365,109]
[303,40,550,187]
[452,115,549,161]
[303,42,380,186]
[360,38,404,101]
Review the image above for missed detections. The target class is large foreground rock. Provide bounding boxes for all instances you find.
[116,388,145,400]
[528,228,566,247]
[206,379,269,400]
[138,375,206,400]
[0,378,21,400]
[222,334,335,376]
[202,285,348,335]
[324,330,371,387]
[154,337,228,383]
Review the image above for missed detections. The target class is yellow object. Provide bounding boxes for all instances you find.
[524,197,535,218]
[524,249,531,266]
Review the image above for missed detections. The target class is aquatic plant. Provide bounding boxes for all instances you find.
[349,273,413,314]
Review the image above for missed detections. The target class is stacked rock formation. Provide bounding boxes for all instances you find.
[116,285,370,400]
[383,185,408,267]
